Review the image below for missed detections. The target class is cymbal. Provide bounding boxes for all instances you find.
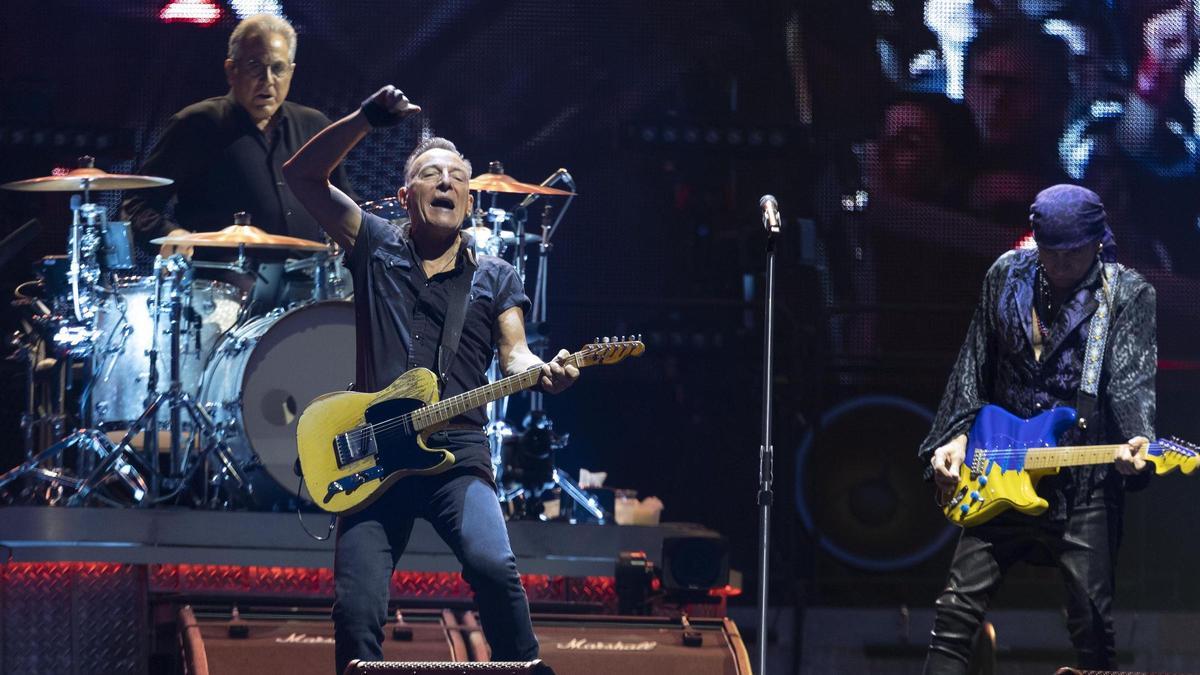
[469,172,574,196]
[1,167,173,192]
[150,224,327,251]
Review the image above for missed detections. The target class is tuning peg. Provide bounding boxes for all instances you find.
[636,333,642,341]
[603,336,610,343]
[593,336,599,343]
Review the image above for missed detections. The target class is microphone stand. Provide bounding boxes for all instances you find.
[756,200,781,675]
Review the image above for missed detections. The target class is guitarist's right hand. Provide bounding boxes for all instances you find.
[931,434,968,489]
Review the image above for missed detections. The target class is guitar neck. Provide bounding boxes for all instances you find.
[1022,443,1155,470]
[410,351,590,430]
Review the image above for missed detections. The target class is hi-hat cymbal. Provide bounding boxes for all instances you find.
[150,224,327,251]
[1,167,173,192]
[469,172,574,196]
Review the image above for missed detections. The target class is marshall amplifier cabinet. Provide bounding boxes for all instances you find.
[462,613,752,675]
[178,605,467,674]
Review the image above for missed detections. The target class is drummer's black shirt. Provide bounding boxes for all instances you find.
[121,93,356,246]
[347,210,530,473]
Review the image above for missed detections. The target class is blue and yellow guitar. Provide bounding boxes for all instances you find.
[938,404,1199,527]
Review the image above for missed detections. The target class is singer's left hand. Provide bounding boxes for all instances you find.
[539,349,580,394]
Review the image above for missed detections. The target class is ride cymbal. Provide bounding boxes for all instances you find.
[1,167,173,192]
[150,224,327,251]
[469,172,574,196]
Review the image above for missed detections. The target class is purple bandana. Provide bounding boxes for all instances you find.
[1029,184,1116,261]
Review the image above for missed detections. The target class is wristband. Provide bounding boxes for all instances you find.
[360,96,404,128]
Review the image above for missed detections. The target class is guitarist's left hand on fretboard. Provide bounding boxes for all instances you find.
[537,348,580,394]
[1114,435,1151,475]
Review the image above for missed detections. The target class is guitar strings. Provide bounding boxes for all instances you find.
[334,349,596,445]
[959,442,1197,466]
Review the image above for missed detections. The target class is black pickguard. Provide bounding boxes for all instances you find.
[364,397,445,473]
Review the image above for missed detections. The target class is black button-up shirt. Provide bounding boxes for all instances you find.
[347,211,531,473]
[121,93,357,246]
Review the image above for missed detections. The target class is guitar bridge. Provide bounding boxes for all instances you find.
[334,424,378,468]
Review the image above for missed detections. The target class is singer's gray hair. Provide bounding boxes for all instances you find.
[228,14,297,62]
[403,137,473,185]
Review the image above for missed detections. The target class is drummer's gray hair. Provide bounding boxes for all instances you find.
[403,137,473,185]
[228,14,297,62]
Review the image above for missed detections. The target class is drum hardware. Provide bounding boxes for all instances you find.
[0,425,148,507]
[149,214,329,252]
[154,212,346,311]
[1,158,172,359]
[0,158,172,503]
[498,411,606,523]
[67,255,250,508]
[0,161,173,192]
[468,162,576,196]
[468,164,578,493]
[0,217,40,270]
[282,237,348,303]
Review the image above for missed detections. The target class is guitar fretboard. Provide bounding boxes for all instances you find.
[409,351,590,430]
[1019,443,1159,470]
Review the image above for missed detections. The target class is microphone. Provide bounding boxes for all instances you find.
[759,194,781,233]
[518,168,572,208]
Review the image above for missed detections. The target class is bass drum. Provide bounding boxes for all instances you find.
[200,300,356,510]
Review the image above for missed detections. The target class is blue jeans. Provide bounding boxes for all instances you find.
[332,468,539,674]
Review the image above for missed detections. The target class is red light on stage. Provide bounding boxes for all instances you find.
[1013,232,1037,251]
[708,584,742,598]
[159,0,222,26]
[51,166,71,176]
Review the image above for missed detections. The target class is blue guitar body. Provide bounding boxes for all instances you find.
[944,404,1078,527]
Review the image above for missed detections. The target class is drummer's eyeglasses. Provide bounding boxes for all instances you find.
[237,58,294,80]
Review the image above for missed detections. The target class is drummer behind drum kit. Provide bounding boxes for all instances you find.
[0,157,591,518]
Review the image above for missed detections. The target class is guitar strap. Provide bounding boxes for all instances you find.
[1075,262,1118,430]
[435,251,477,395]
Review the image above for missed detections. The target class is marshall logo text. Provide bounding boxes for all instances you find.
[554,638,658,651]
[275,633,335,645]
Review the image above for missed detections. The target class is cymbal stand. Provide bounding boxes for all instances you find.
[0,426,147,506]
[67,255,250,507]
[521,170,575,407]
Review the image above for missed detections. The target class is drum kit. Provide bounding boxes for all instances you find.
[0,156,590,518]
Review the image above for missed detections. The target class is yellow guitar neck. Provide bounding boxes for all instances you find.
[410,351,592,431]
[1020,444,1125,470]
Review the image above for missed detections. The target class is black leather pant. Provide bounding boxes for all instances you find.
[923,502,1122,674]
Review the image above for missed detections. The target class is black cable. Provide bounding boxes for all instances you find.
[295,474,335,541]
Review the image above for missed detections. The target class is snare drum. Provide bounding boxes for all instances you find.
[90,276,243,425]
[199,300,356,509]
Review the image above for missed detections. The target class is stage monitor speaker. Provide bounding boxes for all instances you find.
[346,660,554,674]
[178,605,467,675]
[661,534,729,591]
[464,613,752,675]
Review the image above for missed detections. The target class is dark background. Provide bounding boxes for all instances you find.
[1,0,1198,638]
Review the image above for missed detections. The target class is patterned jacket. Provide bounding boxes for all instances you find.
[917,248,1157,518]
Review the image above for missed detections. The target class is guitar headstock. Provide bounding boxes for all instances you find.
[579,335,646,366]
[1150,437,1200,476]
